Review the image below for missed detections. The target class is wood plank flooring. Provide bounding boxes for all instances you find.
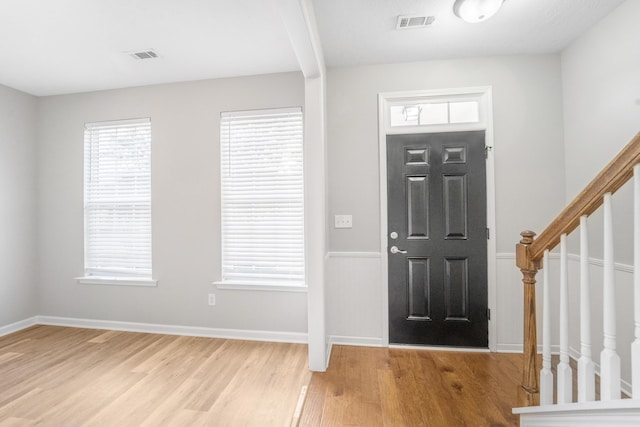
[0,325,310,427]
[299,346,524,427]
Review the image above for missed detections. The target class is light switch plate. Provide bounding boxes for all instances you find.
[334,214,353,229]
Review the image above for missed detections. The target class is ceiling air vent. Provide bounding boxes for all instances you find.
[396,15,435,30]
[128,49,160,60]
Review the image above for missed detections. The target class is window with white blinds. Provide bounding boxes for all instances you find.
[220,107,305,287]
[83,118,152,281]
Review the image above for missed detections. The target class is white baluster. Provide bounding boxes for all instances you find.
[558,233,572,404]
[633,164,640,399]
[601,192,621,401]
[540,249,554,405]
[578,216,595,402]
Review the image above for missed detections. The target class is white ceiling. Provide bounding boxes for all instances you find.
[0,0,301,96]
[0,0,625,96]
[313,0,625,67]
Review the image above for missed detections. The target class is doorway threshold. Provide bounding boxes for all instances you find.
[389,344,490,353]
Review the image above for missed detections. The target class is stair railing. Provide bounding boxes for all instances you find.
[516,131,640,407]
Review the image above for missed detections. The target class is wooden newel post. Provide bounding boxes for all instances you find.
[516,230,540,406]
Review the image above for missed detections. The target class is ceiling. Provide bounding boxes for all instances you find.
[0,0,624,96]
[313,0,624,67]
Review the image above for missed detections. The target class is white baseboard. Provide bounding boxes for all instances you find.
[36,315,308,344]
[325,342,333,371]
[325,335,384,369]
[3,317,384,350]
[621,379,632,398]
[0,316,38,337]
[495,343,522,353]
[329,335,384,348]
[497,344,561,354]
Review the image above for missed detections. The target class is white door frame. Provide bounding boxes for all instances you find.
[378,87,498,351]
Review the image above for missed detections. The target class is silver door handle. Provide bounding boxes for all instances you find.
[390,246,407,254]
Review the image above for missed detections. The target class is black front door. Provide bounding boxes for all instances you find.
[387,131,488,347]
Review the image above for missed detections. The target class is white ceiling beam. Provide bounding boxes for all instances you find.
[275,0,325,78]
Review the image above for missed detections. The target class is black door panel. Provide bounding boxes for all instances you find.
[387,131,488,347]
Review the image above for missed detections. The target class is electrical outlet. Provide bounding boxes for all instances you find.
[208,294,216,306]
[334,214,353,229]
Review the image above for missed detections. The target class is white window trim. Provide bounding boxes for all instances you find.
[218,106,306,291]
[220,106,301,118]
[212,280,307,293]
[84,117,150,129]
[77,277,158,287]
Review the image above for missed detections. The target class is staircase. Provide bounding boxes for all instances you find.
[512,132,640,425]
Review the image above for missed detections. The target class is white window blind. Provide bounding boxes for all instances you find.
[220,107,304,286]
[83,118,152,279]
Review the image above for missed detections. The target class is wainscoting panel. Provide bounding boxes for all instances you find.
[326,252,383,345]
[326,251,540,351]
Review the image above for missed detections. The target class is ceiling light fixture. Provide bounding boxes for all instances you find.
[453,0,504,24]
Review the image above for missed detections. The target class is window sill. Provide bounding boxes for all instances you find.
[76,277,158,287]
[212,281,308,293]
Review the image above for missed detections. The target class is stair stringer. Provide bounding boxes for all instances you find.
[514,400,640,426]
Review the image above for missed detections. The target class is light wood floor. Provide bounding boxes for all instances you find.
[1,326,531,427]
[299,345,524,427]
[0,325,310,427]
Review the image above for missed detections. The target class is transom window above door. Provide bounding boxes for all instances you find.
[382,89,491,135]
[390,100,480,127]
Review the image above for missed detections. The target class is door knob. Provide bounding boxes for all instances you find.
[390,246,407,254]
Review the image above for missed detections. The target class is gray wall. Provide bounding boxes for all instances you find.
[562,0,640,265]
[4,2,632,364]
[562,0,640,202]
[0,84,37,326]
[561,0,639,391]
[324,55,567,348]
[327,55,566,254]
[36,72,309,333]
